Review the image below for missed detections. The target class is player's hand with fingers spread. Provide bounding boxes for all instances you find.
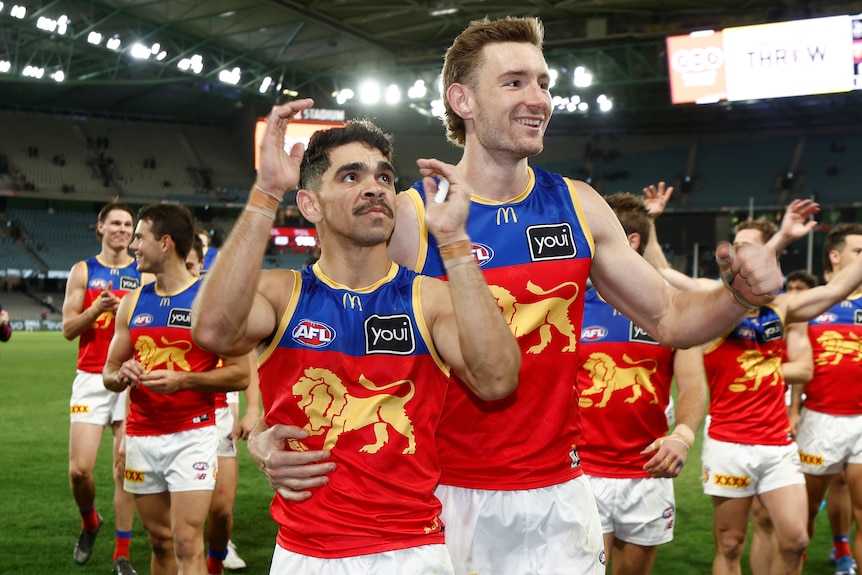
[255,98,315,199]
[249,423,336,501]
[642,181,674,219]
[416,158,472,247]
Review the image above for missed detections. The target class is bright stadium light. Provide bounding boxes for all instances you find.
[218,66,241,85]
[87,31,102,45]
[106,36,121,51]
[130,43,151,60]
[259,76,273,93]
[0,60,11,73]
[358,80,381,104]
[10,4,25,19]
[385,84,401,104]
[407,79,426,99]
[548,68,558,89]
[573,66,592,88]
[51,70,65,82]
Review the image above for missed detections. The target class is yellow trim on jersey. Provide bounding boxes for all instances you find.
[311,261,399,293]
[413,276,450,377]
[564,176,596,258]
[152,277,199,298]
[123,287,144,327]
[469,167,536,205]
[258,270,303,366]
[403,187,429,273]
[94,254,135,269]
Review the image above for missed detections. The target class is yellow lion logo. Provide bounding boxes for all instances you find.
[289,367,416,455]
[135,335,193,371]
[816,330,862,366]
[729,349,782,392]
[490,280,579,355]
[579,352,659,408]
[93,311,114,330]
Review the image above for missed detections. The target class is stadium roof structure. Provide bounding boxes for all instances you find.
[1,0,861,133]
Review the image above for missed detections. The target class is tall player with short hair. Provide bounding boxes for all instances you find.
[62,202,141,575]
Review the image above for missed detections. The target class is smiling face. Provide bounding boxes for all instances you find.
[463,42,552,161]
[300,141,397,248]
[97,208,134,252]
[129,219,162,274]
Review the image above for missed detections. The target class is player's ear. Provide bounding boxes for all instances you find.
[447,83,472,120]
[296,189,322,224]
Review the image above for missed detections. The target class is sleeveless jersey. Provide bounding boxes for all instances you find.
[124,279,219,436]
[578,288,674,478]
[257,263,449,559]
[805,294,862,415]
[703,305,791,445]
[76,256,141,372]
[405,166,594,490]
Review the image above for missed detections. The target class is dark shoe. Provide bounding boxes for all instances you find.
[72,514,103,565]
[112,557,138,575]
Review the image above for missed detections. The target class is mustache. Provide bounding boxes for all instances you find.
[353,199,393,218]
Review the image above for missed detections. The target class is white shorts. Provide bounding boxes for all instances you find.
[70,371,127,425]
[226,391,239,405]
[124,426,218,494]
[215,406,236,458]
[586,475,675,546]
[435,476,606,575]
[269,543,453,575]
[701,437,804,498]
[796,409,862,475]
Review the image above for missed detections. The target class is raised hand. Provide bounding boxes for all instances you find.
[255,99,315,198]
[642,181,674,219]
[416,158,472,246]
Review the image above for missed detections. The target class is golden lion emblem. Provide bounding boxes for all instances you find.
[579,352,659,408]
[816,330,862,366]
[135,335,193,371]
[289,367,416,455]
[490,280,579,355]
[93,311,114,330]
[729,349,782,392]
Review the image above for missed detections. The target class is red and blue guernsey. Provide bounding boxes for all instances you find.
[404,166,594,489]
[805,294,862,415]
[703,305,791,445]
[578,287,674,478]
[77,256,141,373]
[257,263,449,559]
[123,279,219,437]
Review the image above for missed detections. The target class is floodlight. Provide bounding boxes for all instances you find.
[87,31,102,45]
[358,80,381,104]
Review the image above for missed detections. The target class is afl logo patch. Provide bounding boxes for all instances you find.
[292,319,335,348]
[132,313,154,327]
[581,326,607,341]
[472,243,494,267]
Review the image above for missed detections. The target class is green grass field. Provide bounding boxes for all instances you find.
[0,332,839,574]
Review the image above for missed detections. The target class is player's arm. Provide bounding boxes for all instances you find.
[102,295,141,392]
[581,181,782,348]
[642,346,706,477]
[248,416,336,501]
[62,261,102,340]
[785,253,862,324]
[765,199,820,254]
[783,322,813,436]
[415,159,520,400]
[193,100,313,357]
[236,352,261,440]
[140,352,250,394]
[641,182,718,291]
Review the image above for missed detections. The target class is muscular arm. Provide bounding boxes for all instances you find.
[414,162,520,400]
[237,353,262,440]
[193,103,313,356]
[62,261,103,340]
[642,346,707,477]
[140,352,250,394]
[785,253,862,324]
[102,295,136,392]
[581,181,781,348]
[784,322,813,436]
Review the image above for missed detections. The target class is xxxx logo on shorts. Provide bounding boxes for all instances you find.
[799,452,825,466]
[712,473,750,488]
[124,469,145,482]
[70,405,90,414]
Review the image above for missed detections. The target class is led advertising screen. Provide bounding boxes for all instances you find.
[667,13,859,105]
